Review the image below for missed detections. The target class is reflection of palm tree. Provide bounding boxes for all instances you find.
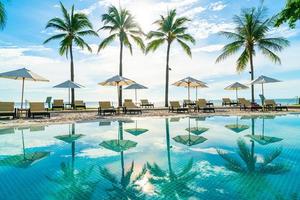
[49,124,98,199]
[217,118,289,199]
[100,121,146,200]
[218,118,288,174]
[147,118,198,199]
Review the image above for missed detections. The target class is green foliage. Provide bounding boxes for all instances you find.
[217,138,289,174]
[99,161,146,200]
[44,2,98,57]
[0,1,6,29]
[146,9,195,56]
[275,0,300,28]
[47,162,99,200]
[216,6,289,72]
[147,159,198,199]
[98,6,145,54]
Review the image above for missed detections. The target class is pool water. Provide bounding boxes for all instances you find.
[0,114,299,200]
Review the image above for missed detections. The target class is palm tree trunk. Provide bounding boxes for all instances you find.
[165,42,171,107]
[165,118,172,173]
[249,53,255,103]
[119,41,123,107]
[70,44,75,108]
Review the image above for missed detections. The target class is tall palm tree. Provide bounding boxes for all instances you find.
[44,2,98,107]
[0,0,7,29]
[98,6,145,107]
[216,6,289,103]
[146,9,195,107]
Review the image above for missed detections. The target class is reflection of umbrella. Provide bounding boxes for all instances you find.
[0,128,50,168]
[0,68,49,109]
[225,117,249,133]
[124,83,148,104]
[245,117,283,145]
[125,121,148,136]
[100,121,137,152]
[170,117,180,122]
[173,135,207,146]
[173,117,207,146]
[185,127,209,135]
[0,128,15,135]
[99,121,112,126]
[55,124,84,144]
[100,140,137,152]
[53,80,84,105]
[98,75,135,107]
[173,77,207,100]
[250,75,281,104]
[225,82,248,100]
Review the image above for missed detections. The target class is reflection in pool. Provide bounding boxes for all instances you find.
[0,114,299,200]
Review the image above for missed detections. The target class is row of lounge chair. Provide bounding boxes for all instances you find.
[169,99,215,113]
[0,102,50,119]
[52,100,86,110]
[222,98,288,111]
[98,99,143,115]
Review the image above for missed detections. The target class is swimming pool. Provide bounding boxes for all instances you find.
[0,114,299,200]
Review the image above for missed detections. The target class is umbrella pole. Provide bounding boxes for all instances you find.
[196,87,198,101]
[236,88,238,101]
[188,84,190,101]
[262,83,264,105]
[20,78,25,109]
[21,130,25,159]
[135,89,137,105]
[68,88,70,105]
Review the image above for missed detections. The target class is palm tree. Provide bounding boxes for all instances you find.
[0,0,7,29]
[147,119,198,199]
[146,9,195,107]
[98,6,145,107]
[216,6,289,103]
[44,2,98,107]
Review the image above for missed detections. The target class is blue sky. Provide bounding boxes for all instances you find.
[0,0,300,103]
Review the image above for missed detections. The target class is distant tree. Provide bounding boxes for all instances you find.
[216,6,289,102]
[275,0,300,28]
[146,9,195,107]
[44,2,98,107]
[98,6,145,107]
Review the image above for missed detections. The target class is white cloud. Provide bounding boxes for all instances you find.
[209,1,227,11]
[193,44,224,53]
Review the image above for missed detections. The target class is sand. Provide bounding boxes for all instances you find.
[0,108,299,128]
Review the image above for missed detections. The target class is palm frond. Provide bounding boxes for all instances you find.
[259,46,281,64]
[178,159,193,177]
[123,33,133,54]
[146,38,165,53]
[43,33,67,44]
[98,34,117,52]
[147,31,166,39]
[74,36,92,52]
[217,149,245,173]
[236,49,250,72]
[45,18,68,31]
[130,34,145,52]
[60,2,71,27]
[177,39,192,57]
[261,147,282,167]
[0,1,6,29]
[216,41,244,63]
[147,162,166,177]
[176,34,195,44]
[77,30,98,37]
[99,167,118,184]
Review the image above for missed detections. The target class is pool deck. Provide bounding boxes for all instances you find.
[0,107,299,128]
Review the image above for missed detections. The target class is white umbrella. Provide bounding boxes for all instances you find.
[98,75,135,107]
[53,80,84,104]
[251,75,281,102]
[0,68,49,109]
[225,82,249,100]
[173,77,207,101]
[124,83,148,104]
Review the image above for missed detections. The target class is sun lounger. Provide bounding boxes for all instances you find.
[169,101,189,113]
[28,102,50,118]
[0,102,16,119]
[123,101,142,114]
[74,100,86,110]
[52,99,64,110]
[264,99,288,111]
[195,99,215,113]
[140,99,154,108]
[222,98,237,106]
[124,99,133,103]
[183,99,195,107]
[98,101,116,115]
[239,99,262,111]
